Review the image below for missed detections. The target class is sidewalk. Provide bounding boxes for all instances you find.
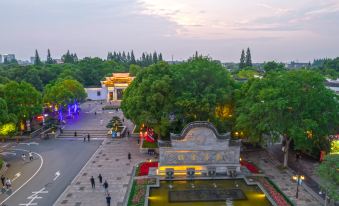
[54,108,148,206]
[243,150,323,206]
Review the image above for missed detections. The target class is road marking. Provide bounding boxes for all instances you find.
[53,171,61,181]
[12,172,21,182]
[1,143,10,148]
[0,149,44,205]
[0,151,16,156]
[19,142,39,146]
[19,187,48,206]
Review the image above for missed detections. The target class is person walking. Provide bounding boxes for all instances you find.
[87,133,90,142]
[28,151,33,161]
[98,174,103,184]
[1,175,5,187]
[106,193,111,206]
[90,176,95,189]
[21,153,26,162]
[83,135,86,142]
[128,152,131,162]
[5,178,11,190]
[103,180,109,194]
[74,130,77,137]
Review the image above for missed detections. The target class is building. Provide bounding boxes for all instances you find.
[2,54,16,62]
[85,73,134,101]
[158,121,241,176]
[325,78,339,95]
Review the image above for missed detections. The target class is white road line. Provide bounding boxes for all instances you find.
[53,171,61,181]
[0,149,44,205]
[12,172,21,182]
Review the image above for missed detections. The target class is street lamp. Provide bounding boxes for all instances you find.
[292,174,305,199]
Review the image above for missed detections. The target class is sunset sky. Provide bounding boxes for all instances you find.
[1,0,338,62]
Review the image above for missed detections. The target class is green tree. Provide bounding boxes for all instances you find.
[46,49,55,64]
[316,154,339,201]
[122,62,174,138]
[245,47,252,67]
[23,68,43,91]
[235,70,339,167]
[263,61,285,73]
[34,49,42,65]
[44,78,87,110]
[239,49,246,69]
[173,57,235,132]
[2,81,42,131]
[130,50,136,64]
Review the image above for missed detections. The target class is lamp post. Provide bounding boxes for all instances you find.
[292,174,305,199]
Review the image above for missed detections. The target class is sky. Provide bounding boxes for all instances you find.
[1,0,339,62]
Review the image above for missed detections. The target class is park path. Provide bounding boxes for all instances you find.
[244,150,323,206]
[54,103,150,206]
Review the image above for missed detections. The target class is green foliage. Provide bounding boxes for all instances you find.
[235,70,339,156]
[122,61,174,139]
[61,50,78,64]
[122,57,235,139]
[142,140,158,148]
[312,57,339,79]
[1,81,42,122]
[108,50,164,68]
[245,48,252,67]
[316,154,339,201]
[263,61,285,73]
[44,78,87,107]
[236,69,259,79]
[46,49,55,64]
[239,49,246,69]
[34,49,42,65]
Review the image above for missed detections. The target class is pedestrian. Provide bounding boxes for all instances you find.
[128,152,131,162]
[5,178,11,190]
[98,174,103,184]
[90,176,95,189]
[122,118,124,122]
[87,133,90,142]
[137,138,140,144]
[22,153,26,162]
[1,175,5,187]
[103,180,109,194]
[95,111,97,116]
[83,135,86,142]
[29,151,33,161]
[74,130,77,137]
[106,193,111,206]
[127,131,130,137]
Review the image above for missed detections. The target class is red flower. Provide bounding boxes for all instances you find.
[240,160,259,173]
[137,162,159,176]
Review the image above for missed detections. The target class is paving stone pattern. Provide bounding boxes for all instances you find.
[54,101,149,206]
[244,151,323,206]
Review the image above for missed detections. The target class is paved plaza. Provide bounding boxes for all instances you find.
[54,101,150,206]
[244,150,323,206]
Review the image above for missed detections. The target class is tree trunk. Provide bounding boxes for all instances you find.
[283,137,291,168]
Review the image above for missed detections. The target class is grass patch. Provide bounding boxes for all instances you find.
[142,141,158,148]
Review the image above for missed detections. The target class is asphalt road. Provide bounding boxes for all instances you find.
[0,138,102,206]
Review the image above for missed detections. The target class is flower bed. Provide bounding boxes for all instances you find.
[142,141,158,148]
[136,162,159,176]
[254,177,294,206]
[241,160,259,173]
[128,178,156,206]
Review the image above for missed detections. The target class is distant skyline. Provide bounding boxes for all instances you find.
[1,0,338,62]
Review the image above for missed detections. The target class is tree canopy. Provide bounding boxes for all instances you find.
[235,70,339,166]
[1,81,42,124]
[122,57,235,139]
[316,154,339,201]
